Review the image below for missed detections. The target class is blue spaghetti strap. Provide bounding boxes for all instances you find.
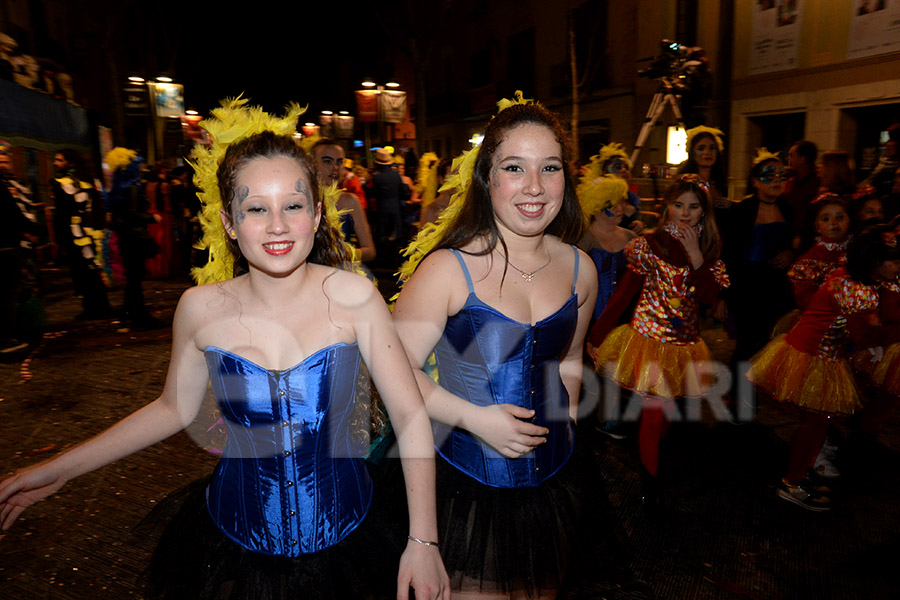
[571,245,579,295]
[449,248,475,293]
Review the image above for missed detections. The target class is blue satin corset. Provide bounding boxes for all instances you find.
[203,342,372,557]
[432,248,579,489]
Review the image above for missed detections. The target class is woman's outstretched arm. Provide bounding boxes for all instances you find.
[344,274,449,600]
[0,287,211,530]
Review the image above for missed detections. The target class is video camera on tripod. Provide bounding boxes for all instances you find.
[637,39,690,83]
[629,39,711,166]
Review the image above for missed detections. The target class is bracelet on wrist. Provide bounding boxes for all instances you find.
[407,534,439,548]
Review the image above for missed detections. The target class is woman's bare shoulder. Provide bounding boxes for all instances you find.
[318,266,383,312]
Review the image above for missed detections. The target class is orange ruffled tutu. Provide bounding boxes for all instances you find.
[594,325,714,398]
[748,334,861,415]
[852,342,900,397]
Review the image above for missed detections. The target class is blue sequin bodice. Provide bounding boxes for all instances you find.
[204,342,371,557]
[432,249,578,489]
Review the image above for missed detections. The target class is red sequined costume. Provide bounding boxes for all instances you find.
[853,279,900,396]
[772,237,849,336]
[789,238,849,308]
[749,268,879,415]
[589,232,729,398]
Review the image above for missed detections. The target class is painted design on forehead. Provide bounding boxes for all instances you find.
[295,179,314,217]
[235,185,249,224]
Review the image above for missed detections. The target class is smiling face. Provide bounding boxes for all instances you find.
[669,191,704,227]
[312,144,345,186]
[221,156,321,277]
[488,123,565,239]
[692,134,718,169]
[814,203,850,243]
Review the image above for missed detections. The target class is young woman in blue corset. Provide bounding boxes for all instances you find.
[0,105,448,600]
[393,96,599,598]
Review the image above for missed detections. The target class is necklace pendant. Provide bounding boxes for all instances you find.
[521,272,535,282]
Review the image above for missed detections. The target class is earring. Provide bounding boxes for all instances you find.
[314,225,318,232]
[229,230,236,238]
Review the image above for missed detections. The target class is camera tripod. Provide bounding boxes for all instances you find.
[630,80,685,166]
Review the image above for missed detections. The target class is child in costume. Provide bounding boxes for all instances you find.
[588,175,729,510]
[789,194,852,309]
[393,94,607,597]
[748,231,895,512]
[0,101,449,600]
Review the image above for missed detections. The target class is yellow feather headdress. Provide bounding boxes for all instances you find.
[417,152,440,208]
[395,91,534,286]
[577,171,628,222]
[189,97,354,285]
[105,147,137,173]
[297,133,321,155]
[752,147,781,166]
[685,125,725,153]
[594,143,632,171]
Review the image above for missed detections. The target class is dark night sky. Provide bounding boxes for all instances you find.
[158,4,397,119]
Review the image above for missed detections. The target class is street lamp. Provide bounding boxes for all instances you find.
[355,80,407,159]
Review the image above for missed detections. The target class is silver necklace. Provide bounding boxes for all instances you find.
[501,242,552,282]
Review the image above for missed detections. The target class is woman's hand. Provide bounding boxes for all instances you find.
[0,461,68,530]
[676,222,704,269]
[470,404,549,458]
[397,541,450,600]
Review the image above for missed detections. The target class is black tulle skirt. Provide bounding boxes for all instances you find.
[139,467,405,600]
[435,440,621,596]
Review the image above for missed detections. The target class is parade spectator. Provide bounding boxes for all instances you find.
[341,158,367,209]
[677,126,729,208]
[785,140,820,246]
[0,155,31,354]
[369,147,410,267]
[51,149,112,320]
[819,150,856,198]
[106,148,162,329]
[863,123,900,196]
[720,150,795,368]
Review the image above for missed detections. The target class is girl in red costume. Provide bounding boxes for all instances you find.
[789,194,852,309]
[588,175,729,511]
[748,230,897,511]
[779,195,852,477]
